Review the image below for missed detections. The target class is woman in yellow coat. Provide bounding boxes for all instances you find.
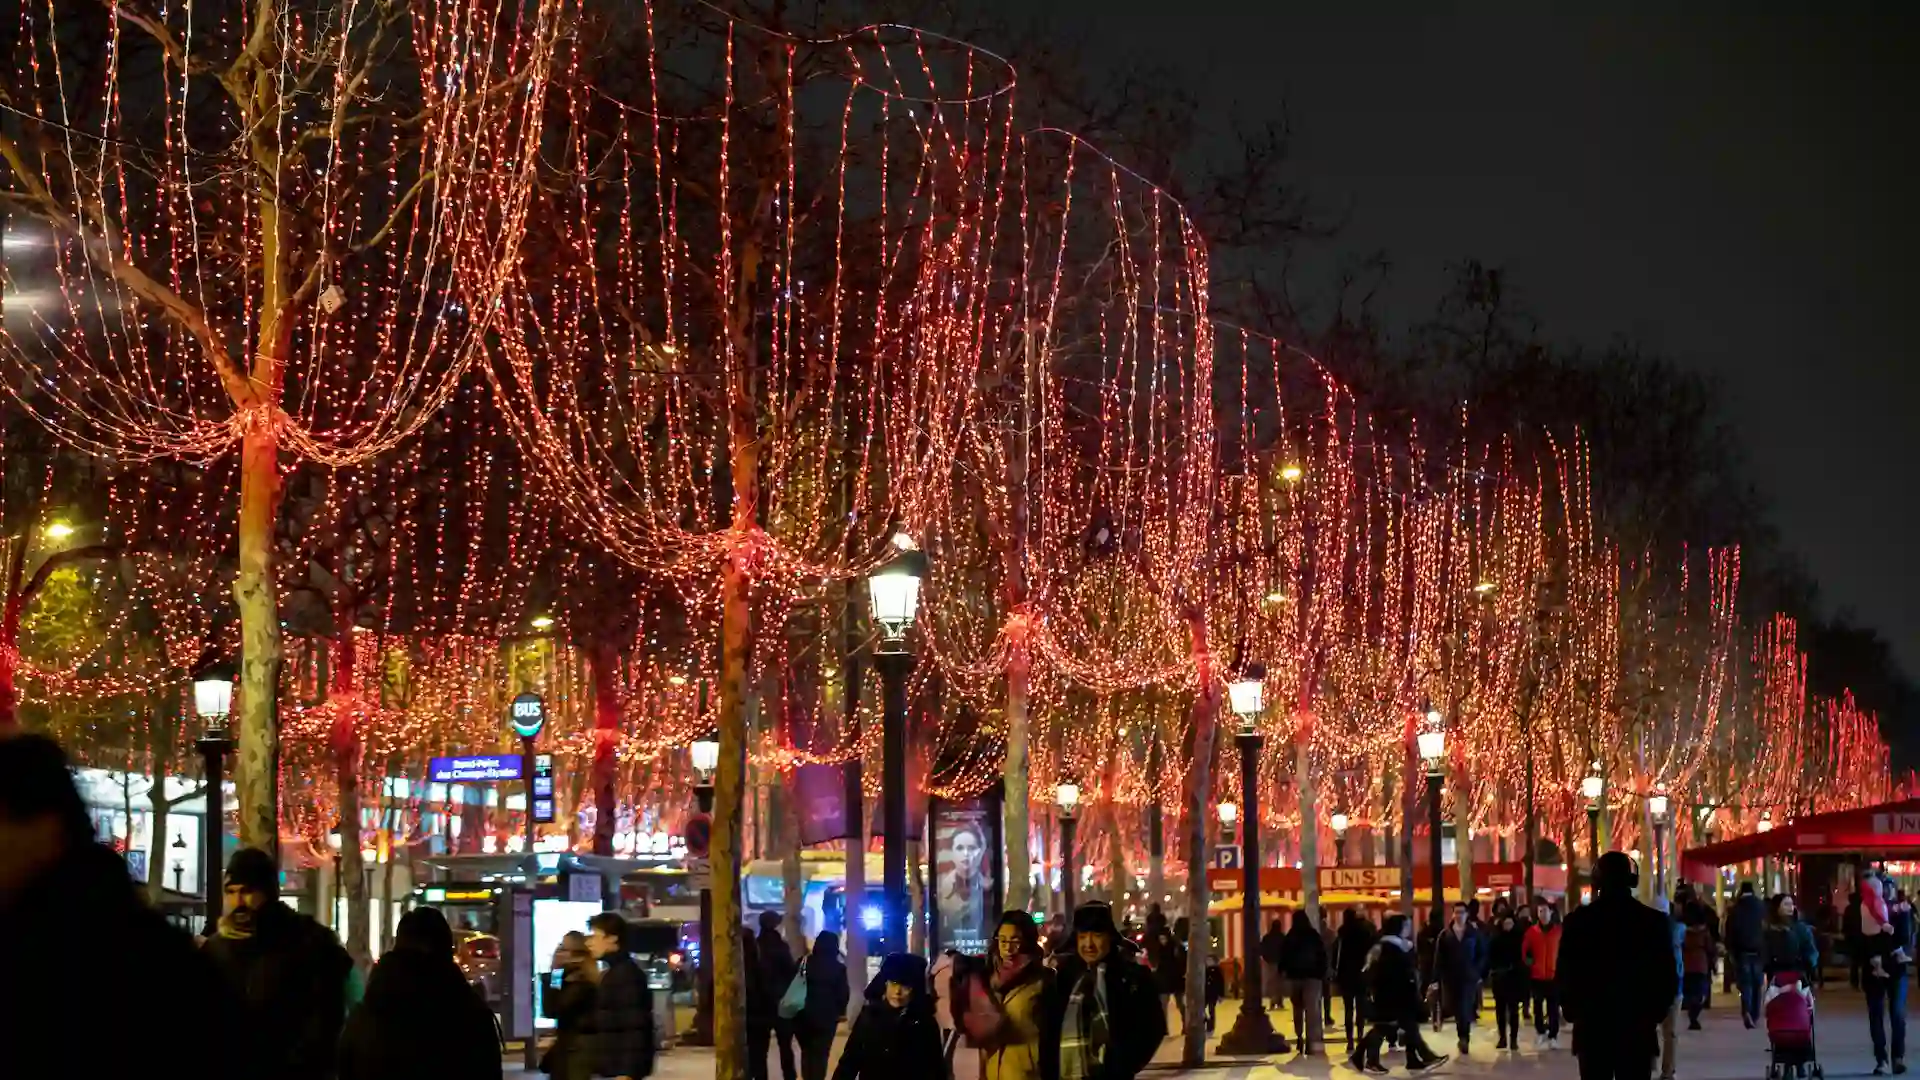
[981,910,1053,1080]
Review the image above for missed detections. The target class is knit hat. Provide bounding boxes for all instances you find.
[877,951,929,988]
[1071,901,1121,937]
[224,847,280,898]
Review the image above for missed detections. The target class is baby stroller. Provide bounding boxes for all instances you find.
[1763,971,1821,1080]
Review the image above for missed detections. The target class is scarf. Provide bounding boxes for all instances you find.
[1059,961,1110,1080]
[993,953,1035,991]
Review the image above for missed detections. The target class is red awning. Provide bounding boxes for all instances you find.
[1680,797,1920,882]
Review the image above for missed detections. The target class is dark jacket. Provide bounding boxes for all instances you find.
[1488,923,1527,986]
[831,989,944,1080]
[0,843,246,1080]
[595,952,656,1078]
[1144,929,1185,995]
[1434,923,1486,989]
[1764,920,1819,977]
[1258,927,1287,968]
[204,898,355,1080]
[1366,936,1423,1017]
[745,939,777,1031]
[799,951,852,1037]
[542,967,598,1080]
[338,947,502,1080]
[1038,952,1165,1080]
[1728,893,1767,955]
[1280,922,1329,981]
[1557,892,1678,1050]
[760,930,800,1016]
[1333,920,1376,994]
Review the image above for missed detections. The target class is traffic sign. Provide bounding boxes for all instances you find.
[510,692,546,739]
[683,812,711,859]
[1211,844,1243,871]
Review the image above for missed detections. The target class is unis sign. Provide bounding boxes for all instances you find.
[427,755,525,783]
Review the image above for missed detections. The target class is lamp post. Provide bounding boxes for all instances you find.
[1217,800,1238,845]
[1331,813,1350,868]
[1581,771,1604,902]
[1056,781,1081,914]
[868,546,926,954]
[327,825,345,931]
[1648,794,1670,897]
[687,737,718,1045]
[1418,714,1447,924]
[192,662,235,932]
[1219,666,1287,1054]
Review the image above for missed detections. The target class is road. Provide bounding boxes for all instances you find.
[506,987,1896,1078]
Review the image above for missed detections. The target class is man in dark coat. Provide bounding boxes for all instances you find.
[0,735,245,1079]
[1557,852,1678,1080]
[589,911,656,1080]
[204,845,356,1080]
[1435,903,1487,1054]
[1728,881,1768,1026]
[338,907,502,1080]
[758,912,800,1080]
[1040,901,1166,1080]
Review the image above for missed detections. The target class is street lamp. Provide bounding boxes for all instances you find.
[1648,794,1671,896]
[327,824,345,931]
[1419,720,1447,926]
[1331,812,1351,867]
[868,547,926,953]
[686,736,720,1045]
[1582,769,1604,901]
[528,614,554,630]
[1219,665,1287,1054]
[1217,799,1238,843]
[192,658,235,933]
[1057,781,1081,913]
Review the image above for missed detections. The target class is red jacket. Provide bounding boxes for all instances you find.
[1522,923,1562,980]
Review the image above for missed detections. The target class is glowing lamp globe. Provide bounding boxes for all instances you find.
[194,676,233,724]
[867,549,928,640]
[1758,815,1774,833]
[1581,774,1605,801]
[1416,729,1446,764]
[1648,794,1670,820]
[1330,812,1350,836]
[1217,801,1238,826]
[690,739,720,778]
[1226,677,1263,720]
[1055,781,1081,817]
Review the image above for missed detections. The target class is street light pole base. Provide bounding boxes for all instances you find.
[1216,1000,1290,1056]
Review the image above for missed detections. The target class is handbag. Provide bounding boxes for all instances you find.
[778,959,809,1020]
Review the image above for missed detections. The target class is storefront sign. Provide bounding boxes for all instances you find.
[428,754,525,783]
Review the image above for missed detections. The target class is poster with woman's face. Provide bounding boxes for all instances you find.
[935,802,990,954]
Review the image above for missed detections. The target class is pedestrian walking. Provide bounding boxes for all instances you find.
[1864,882,1910,1074]
[1322,909,1340,1029]
[1556,852,1677,1080]
[1205,954,1226,1033]
[1763,894,1819,978]
[1281,909,1329,1053]
[759,911,801,1080]
[795,931,852,1080]
[834,952,945,1079]
[543,931,600,1080]
[1656,896,1684,1080]
[1038,901,1165,1080]
[1728,881,1768,1027]
[1349,913,1446,1074]
[978,910,1052,1080]
[1850,888,1870,989]
[1487,908,1527,1050]
[1259,916,1288,1011]
[0,735,245,1079]
[204,845,357,1080]
[1515,905,1536,1023]
[1143,913,1185,1034]
[1434,903,1484,1055]
[338,906,503,1080]
[587,910,656,1080]
[1680,899,1715,1030]
[744,927,778,1080]
[1523,900,1563,1049]
[1335,908,1378,1048]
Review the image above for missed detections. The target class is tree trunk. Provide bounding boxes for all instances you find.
[909,838,926,956]
[780,782,805,951]
[1148,735,1165,913]
[331,603,370,965]
[0,536,26,732]
[234,422,284,855]
[1453,763,1474,902]
[713,539,753,1080]
[588,638,621,858]
[1296,733,1321,930]
[1004,640,1033,911]
[1181,615,1218,1067]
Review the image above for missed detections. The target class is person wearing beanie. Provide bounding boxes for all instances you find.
[203,845,356,1080]
[338,907,502,1080]
[1038,902,1165,1080]
[0,735,245,1078]
[833,952,944,1079]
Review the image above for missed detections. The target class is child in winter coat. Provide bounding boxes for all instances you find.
[835,953,945,1080]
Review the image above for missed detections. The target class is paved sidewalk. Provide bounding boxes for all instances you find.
[509,990,1900,1079]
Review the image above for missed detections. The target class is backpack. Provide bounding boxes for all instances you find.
[777,959,808,1020]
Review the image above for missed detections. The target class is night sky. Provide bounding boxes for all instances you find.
[985,3,1920,673]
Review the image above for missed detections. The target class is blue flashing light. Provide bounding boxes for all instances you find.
[859,904,885,931]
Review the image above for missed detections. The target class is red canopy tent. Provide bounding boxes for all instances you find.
[1681,797,1920,882]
